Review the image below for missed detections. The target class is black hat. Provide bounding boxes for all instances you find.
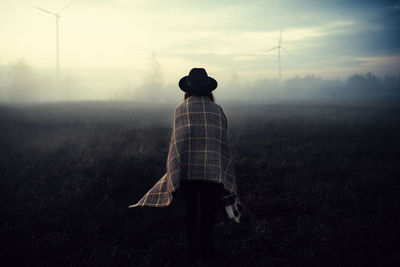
[179,68,217,94]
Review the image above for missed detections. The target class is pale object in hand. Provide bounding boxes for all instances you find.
[221,193,242,223]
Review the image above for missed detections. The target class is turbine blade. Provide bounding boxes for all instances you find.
[281,46,291,55]
[57,0,79,14]
[31,5,56,15]
[279,28,282,45]
[265,46,279,52]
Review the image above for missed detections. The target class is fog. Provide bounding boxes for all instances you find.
[0,59,399,104]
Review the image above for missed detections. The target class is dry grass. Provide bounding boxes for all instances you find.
[0,100,399,267]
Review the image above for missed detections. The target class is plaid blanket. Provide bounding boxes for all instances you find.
[128,95,239,208]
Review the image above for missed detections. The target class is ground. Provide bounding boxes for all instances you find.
[0,100,399,267]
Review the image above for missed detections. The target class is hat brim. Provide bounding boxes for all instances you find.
[179,76,218,94]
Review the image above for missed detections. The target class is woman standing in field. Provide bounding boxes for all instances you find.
[129,68,241,267]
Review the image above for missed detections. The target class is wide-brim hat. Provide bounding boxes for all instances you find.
[179,68,217,94]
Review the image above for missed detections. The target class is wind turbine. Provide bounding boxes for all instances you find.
[266,28,291,82]
[31,0,79,88]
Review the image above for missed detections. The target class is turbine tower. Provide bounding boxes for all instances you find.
[266,28,291,82]
[31,0,79,88]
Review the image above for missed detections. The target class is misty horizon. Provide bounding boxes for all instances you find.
[0,59,399,103]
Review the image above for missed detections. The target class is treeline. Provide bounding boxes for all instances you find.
[0,60,399,103]
[0,61,77,102]
[230,73,400,102]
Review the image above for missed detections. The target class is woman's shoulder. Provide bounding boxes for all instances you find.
[175,95,224,113]
[175,99,188,113]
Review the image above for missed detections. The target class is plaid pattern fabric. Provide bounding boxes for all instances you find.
[129,95,238,208]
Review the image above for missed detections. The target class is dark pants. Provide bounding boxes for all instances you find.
[180,180,224,263]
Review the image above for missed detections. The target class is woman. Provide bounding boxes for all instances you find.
[129,68,240,266]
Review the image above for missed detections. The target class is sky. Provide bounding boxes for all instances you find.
[0,0,400,99]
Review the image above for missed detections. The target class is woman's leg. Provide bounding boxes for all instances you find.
[181,181,200,263]
[199,182,223,261]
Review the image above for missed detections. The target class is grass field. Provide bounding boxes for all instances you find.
[0,100,399,267]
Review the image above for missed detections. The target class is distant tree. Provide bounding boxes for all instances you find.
[135,52,165,101]
[6,60,40,102]
[347,73,367,90]
[284,75,301,88]
[347,72,383,90]
[383,75,397,90]
[366,72,381,89]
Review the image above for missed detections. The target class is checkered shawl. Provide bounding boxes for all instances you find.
[129,95,238,208]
